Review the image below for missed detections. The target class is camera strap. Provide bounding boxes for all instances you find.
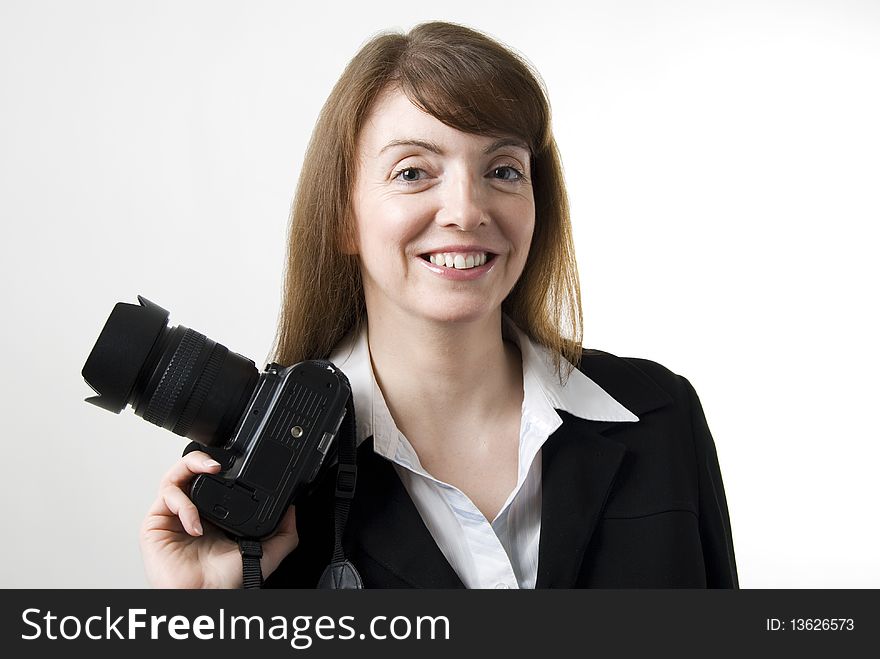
[316,392,363,588]
[238,539,263,589]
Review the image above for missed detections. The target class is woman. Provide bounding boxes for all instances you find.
[140,21,738,589]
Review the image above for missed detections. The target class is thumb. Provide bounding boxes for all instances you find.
[260,506,300,579]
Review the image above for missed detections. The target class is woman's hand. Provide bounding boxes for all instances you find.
[140,450,299,588]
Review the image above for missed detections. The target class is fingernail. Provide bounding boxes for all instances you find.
[193,521,203,536]
[203,460,221,469]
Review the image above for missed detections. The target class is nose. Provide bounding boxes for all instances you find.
[434,170,488,231]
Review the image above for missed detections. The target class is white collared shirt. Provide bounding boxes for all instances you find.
[328,315,638,589]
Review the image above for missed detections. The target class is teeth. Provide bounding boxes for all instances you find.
[427,252,488,269]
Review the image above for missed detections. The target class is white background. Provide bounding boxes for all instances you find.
[1,0,877,588]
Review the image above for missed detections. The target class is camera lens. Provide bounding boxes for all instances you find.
[82,295,259,447]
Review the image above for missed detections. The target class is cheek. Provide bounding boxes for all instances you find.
[355,198,428,263]
[515,228,535,272]
[506,202,536,256]
[522,215,536,247]
[363,194,424,233]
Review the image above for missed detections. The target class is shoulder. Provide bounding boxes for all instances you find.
[575,348,697,419]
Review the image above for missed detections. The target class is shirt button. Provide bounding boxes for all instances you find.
[494,583,510,589]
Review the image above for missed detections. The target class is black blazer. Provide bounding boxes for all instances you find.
[265,350,739,589]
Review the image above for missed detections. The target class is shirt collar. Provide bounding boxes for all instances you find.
[501,314,639,424]
[328,315,638,455]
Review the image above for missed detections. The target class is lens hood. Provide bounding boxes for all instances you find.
[82,295,169,413]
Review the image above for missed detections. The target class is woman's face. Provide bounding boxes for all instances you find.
[349,88,535,326]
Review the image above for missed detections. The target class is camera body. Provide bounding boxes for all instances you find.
[82,295,352,540]
[189,360,349,539]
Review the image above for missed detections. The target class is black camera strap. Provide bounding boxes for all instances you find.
[238,539,263,589]
[316,392,363,588]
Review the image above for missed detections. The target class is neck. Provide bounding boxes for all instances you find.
[365,307,523,451]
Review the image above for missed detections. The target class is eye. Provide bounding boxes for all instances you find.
[491,165,526,182]
[393,167,428,184]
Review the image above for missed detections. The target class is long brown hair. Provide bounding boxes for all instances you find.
[270,21,583,383]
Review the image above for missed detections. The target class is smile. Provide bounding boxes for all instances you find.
[419,251,495,270]
[416,252,498,281]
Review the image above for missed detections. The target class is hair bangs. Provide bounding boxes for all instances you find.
[392,41,549,154]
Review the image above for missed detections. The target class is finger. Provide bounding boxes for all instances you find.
[158,451,222,491]
[157,484,204,536]
[141,498,187,539]
[261,506,299,576]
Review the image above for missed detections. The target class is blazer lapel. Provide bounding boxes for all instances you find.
[535,415,626,588]
[348,438,466,588]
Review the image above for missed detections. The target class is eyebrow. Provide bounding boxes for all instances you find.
[379,137,530,156]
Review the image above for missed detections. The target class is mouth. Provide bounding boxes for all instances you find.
[418,251,497,271]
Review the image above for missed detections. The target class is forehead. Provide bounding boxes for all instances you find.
[358,88,528,156]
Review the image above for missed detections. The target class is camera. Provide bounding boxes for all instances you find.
[81,295,351,540]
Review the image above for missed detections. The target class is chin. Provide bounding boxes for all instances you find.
[418,303,498,325]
